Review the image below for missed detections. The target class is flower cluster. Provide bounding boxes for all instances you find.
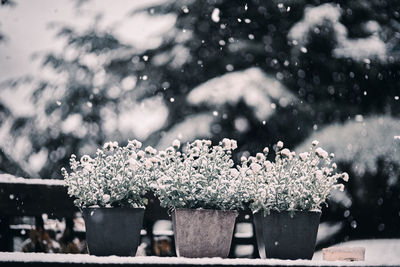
[151,138,244,211]
[63,137,349,214]
[61,140,152,208]
[238,140,349,214]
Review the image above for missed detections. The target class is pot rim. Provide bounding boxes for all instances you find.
[83,206,146,210]
[254,209,322,215]
[174,207,239,214]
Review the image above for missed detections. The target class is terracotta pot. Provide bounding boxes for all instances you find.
[83,207,144,256]
[172,208,238,258]
[254,210,321,260]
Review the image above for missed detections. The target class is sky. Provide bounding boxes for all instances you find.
[0,0,173,81]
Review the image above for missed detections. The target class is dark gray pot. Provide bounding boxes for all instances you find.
[172,208,238,258]
[254,210,321,260]
[83,207,144,256]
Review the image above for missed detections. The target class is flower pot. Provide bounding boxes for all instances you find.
[254,210,321,260]
[83,207,144,256]
[172,208,238,258]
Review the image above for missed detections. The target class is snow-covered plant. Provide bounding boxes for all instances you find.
[61,140,152,208]
[151,138,244,211]
[238,140,349,214]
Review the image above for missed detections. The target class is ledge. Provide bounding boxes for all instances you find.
[0,253,399,267]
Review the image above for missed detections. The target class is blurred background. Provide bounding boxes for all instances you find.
[0,0,399,256]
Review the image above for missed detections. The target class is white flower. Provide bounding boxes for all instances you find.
[221,138,232,150]
[315,170,323,179]
[103,141,118,151]
[129,151,137,160]
[256,153,265,162]
[332,163,337,169]
[231,139,238,150]
[145,159,153,170]
[335,184,345,192]
[172,139,181,149]
[342,172,349,182]
[128,139,142,149]
[145,146,156,155]
[315,147,328,159]
[238,141,348,214]
[80,155,92,164]
[137,150,145,160]
[240,156,247,162]
[312,140,319,146]
[276,141,284,149]
[330,153,335,158]
[263,147,269,154]
[103,194,111,203]
[165,147,174,155]
[129,158,139,171]
[250,163,262,172]
[152,138,244,211]
[299,152,308,161]
[135,140,142,148]
[263,160,273,170]
[159,151,166,158]
[229,168,240,178]
[280,148,291,158]
[193,139,202,147]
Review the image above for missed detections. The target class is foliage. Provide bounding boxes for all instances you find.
[61,140,151,208]
[238,140,348,214]
[151,138,244,211]
[296,116,400,240]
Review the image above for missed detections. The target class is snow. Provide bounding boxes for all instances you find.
[27,149,48,173]
[117,96,169,140]
[288,4,387,62]
[157,113,214,149]
[0,80,35,117]
[62,114,85,136]
[2,239,400,265]
[187,68,297,121]
[295,116,400,180]
[0,173,65,186]
[333,35,387,62]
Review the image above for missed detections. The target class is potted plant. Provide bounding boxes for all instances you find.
[61,140,152,256]
[238,140,349,260]
[151,138,243,258]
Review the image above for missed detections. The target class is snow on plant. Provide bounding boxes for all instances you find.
[61,140,152,208]
[238,140,349,214]
[151,138,244,211]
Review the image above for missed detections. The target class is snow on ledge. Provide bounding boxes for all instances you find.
[0,252,398,266]
[0,173,65,186]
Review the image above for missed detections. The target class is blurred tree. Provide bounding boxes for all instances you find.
[0,0,399,242]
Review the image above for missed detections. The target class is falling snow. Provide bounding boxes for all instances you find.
[211,8,220,23]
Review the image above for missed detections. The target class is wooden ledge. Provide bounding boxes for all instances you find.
[0,252,399,267]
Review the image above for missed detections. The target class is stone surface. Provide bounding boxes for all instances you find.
[322,247,365,261]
